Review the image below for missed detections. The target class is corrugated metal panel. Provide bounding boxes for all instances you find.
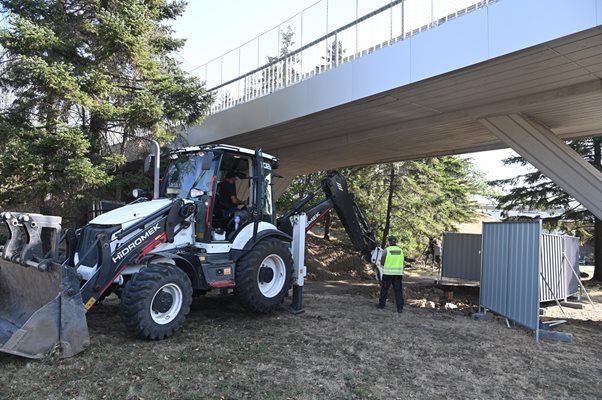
[540,234,580,302]
[480,221,541,330]
[540,234,564,302]
[563,236,580,296]
[480,222,510,318]
[441,232,482,281]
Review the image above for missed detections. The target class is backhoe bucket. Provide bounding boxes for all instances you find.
[0,212,89,359]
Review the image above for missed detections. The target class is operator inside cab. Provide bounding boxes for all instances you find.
[216,171,245,217]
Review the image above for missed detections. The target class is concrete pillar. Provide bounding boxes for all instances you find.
[479,113,602,219]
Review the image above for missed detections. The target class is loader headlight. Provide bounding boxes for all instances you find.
[132,188,147,199]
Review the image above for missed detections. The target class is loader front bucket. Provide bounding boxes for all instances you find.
[0,213,89,359]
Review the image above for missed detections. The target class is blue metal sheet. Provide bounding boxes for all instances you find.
[441,232,482,281]
[563,236,580,296]
[480,221,541,330]
[540,234,580,302]
[540,234,564,302]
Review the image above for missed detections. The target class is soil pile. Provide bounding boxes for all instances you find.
[304,231,481,314]
[304,232,375,281]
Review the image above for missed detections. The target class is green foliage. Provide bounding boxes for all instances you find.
[0,121,111,209]
[277,172,324,210]
[277,157,488,255]
[493,137,602,269]
[258,25,299,95]
[323,39,345,65]
[0,0,211,213]
[493,138,600,232]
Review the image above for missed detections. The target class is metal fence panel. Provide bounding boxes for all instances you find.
[441,232,482,281]
[481,221,541,330]
[200,0,499,113]
[540,234,564,302]
[540,234,580,302]
[480,223,509,317]
[564,236,580,295]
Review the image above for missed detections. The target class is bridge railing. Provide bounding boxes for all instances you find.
[195,0,498,114]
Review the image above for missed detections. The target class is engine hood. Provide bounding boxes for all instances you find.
[89,199,174,227]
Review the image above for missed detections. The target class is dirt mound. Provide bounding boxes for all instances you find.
[305,233,481,314]
[403,282,480,315]
[305,233,375,281]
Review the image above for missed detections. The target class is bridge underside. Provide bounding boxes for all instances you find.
[186,27,602,180]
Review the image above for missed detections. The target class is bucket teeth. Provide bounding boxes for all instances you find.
[1,211,26,263]
[1,211,88,359]
[1,212,62,268]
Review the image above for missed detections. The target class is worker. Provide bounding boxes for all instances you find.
[427,237,441,269]
[433,237,442,270]
[217,171,245,216]
[376,235,405,313]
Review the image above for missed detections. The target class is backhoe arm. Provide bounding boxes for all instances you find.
[278,172,378,260]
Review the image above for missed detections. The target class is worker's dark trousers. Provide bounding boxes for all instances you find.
[379,275,404,311]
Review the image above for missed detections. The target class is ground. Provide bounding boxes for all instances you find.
[1,235,601,399]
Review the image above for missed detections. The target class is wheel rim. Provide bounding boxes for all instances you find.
[150,283,183,325]
[257,254,286,298]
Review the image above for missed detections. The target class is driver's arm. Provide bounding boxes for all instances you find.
[230,195,245,206]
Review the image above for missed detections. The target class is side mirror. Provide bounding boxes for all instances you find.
[201,151,214,170]
[190,188,205,198]
[144,154,152,174]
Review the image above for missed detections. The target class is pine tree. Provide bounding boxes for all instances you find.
[494,137,602,281]
[278,157,487,255]
[0,0,211,218]
[259,25,299,94]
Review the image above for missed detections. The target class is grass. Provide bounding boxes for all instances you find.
[1,280,601,400]
[1,230,601,399]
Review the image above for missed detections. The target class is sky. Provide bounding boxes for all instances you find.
[171,1,531,182]
[461,149,532,181]
[172,0,320,72]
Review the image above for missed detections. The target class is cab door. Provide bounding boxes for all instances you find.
[252,148,265,231]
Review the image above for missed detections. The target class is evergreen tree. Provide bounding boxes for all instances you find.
[0,0,211,218]
[322,38,345,67]
[259,25,299,94]
[494,137,602,281]
[277,156,488,255]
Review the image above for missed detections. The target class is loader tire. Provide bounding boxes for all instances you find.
[235,238,293,313]
[120,264,192,340]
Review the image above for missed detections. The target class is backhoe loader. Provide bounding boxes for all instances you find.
[0,142,384,359]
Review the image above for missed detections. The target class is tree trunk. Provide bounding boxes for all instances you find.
[88,113,106,157]
[323,212,331,241]
[380,165,396,248]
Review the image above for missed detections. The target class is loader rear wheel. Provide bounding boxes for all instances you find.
[235,238,293,313]
[120,264,192,340]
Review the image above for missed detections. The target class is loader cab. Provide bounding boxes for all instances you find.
[162,145,278,243]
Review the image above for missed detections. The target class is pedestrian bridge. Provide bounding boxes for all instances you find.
[182,0,602,218]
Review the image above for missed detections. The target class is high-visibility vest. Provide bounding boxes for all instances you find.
[383,245,404,275]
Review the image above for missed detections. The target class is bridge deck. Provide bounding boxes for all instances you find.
[184,0,602,178]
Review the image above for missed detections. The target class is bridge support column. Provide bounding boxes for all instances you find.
[479,113,602,219]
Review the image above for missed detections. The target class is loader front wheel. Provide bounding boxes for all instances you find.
[120,264,192,340]
[235,238,293,313]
